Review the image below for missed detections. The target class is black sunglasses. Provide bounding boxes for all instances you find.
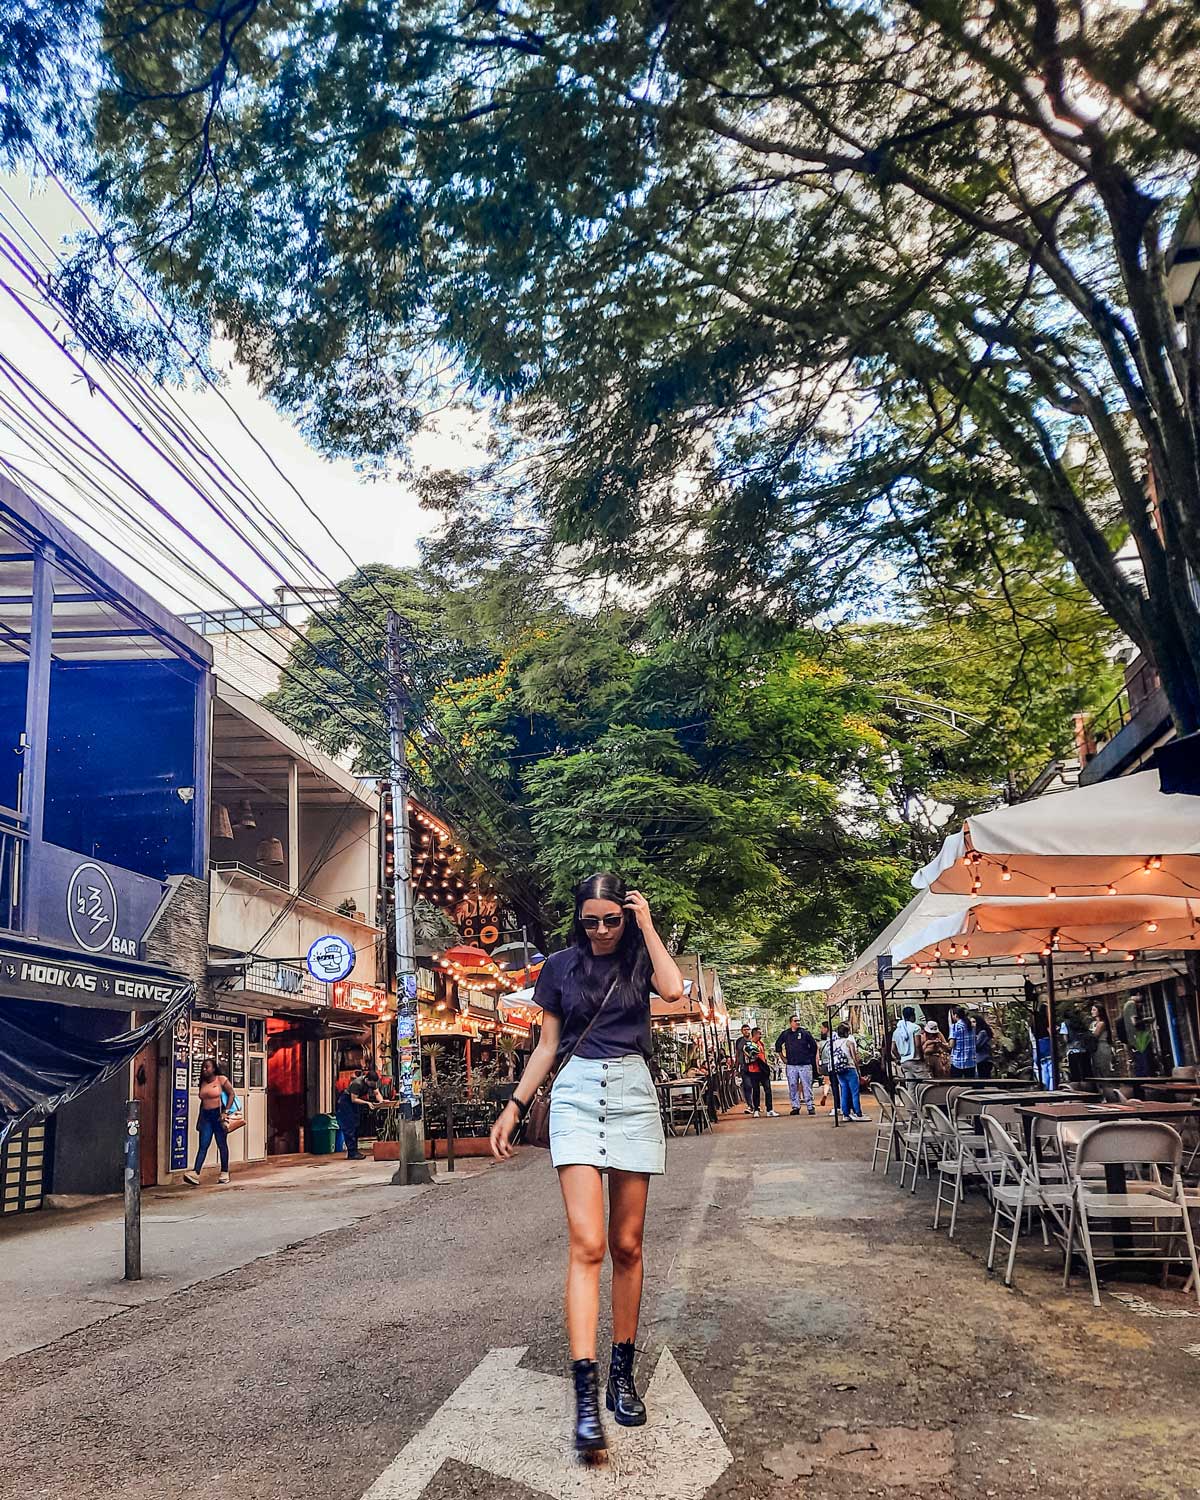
[582,913,626,931]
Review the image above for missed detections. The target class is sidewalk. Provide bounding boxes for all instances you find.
[0,1151,490,1360]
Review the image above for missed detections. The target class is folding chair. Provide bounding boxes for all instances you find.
[1063,1122,1200,1308]
[895,1085,934,1190]
[929,1106,990,1238]
[981,1116,1074,1286]
[869,1083,901,1173]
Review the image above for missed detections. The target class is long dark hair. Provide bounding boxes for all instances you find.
[198,1058,219,1083]
[568,872,652,1006]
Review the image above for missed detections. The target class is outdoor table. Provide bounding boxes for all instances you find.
[1017,1101,1200,1256]
[656,1080,709,1137]
[1090,1077,1199,1100]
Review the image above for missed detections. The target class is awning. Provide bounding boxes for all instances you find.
[894,894,1200,967]
[913,770,1200,898]
[1,980,193,1146]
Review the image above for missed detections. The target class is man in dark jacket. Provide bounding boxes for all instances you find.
[775,1016,818,1115]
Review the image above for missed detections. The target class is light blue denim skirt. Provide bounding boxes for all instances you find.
[549,1053,665,1175]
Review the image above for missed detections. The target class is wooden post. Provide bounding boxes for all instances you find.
[124,1099,142,1281]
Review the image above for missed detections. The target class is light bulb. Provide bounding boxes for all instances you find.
[1107,883,1117,895]
[1147,921,1159,933]
[1000,866,1011,882]
[1048,887,1057,899]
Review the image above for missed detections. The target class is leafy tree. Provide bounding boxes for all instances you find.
[60,0,1200,730]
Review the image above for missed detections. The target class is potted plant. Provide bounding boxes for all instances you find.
[419,1044,504,1159]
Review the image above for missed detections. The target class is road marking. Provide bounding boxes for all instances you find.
[361,1345,731,1500]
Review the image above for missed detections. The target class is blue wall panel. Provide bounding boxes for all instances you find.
[0,661,27,810]
[42,660,201,880]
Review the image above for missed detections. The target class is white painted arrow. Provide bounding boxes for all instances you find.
[361,1346,731,1500]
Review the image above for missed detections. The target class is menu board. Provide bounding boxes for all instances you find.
[231,1031,246,1089]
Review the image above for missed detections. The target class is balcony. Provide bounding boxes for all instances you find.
[1077,655,1175,785]
[208,862,383,987]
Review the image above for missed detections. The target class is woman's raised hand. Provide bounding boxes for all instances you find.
[623,889,653,933]
[490,1100,519,1160]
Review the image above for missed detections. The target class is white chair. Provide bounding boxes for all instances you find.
[981,1116,1074,1287]
[894,1085,932,1189]
[869,1083,901,1173]
[1063,1122,1200,1308]
[928,1106,989,1238]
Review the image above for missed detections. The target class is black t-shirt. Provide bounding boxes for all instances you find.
[535,948,651,1062]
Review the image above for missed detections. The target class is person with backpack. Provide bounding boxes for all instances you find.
[744,1028,777,1116]
[832,1023,865,1121]
[775,1016,818,1115]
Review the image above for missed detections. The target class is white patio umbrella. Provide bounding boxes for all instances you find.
[893,894,1200,967]
[913,771,1200,899]
[893,892,1200,1087]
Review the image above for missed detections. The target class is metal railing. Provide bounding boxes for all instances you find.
[210,861,380,927]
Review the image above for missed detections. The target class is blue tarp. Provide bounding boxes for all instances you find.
[0,985,192,1147]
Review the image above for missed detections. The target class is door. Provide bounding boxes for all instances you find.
[132,1030,159,1187]
[266,1018,306,1155]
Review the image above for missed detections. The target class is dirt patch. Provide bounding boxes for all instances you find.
[763,1425,954,1488]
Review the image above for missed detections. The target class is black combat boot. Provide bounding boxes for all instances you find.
[605,1340,647,1426]
[572,1358,606,1452]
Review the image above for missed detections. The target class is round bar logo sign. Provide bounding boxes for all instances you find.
[307,934,356,984]
[67,862,119,954]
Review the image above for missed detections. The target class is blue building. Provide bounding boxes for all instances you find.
[0,475,212,1210]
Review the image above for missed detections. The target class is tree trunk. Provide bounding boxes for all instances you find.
[1141,591,1200,738]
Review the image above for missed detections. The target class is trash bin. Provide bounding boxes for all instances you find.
[309,1113,338,1155]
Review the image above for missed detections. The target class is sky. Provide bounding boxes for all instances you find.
[0,170,486,617]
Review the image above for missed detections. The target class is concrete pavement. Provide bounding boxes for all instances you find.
[0,1154,483,1359]
[3,1105,1200,1499]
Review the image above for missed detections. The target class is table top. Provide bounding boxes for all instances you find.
[1016,1100,1200,1122]
[657,1078,704,1090]
[1089,1075,1197,1086]
[959,1089,1092,1105]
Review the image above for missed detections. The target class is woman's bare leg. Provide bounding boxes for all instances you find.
[608,1170,650,1344]
[558,1165,607,1359]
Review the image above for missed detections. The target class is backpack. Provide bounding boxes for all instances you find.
[832,1039,855,1075]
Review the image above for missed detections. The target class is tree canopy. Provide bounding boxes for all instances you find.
[28,0,1195,732]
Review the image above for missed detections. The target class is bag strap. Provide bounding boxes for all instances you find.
[546,972,622,1094]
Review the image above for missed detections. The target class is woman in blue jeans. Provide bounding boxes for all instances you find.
[833,1024,865,1120]
[183,1058,232,1185]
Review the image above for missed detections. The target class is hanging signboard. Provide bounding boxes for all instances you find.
[169,1013,190,1172]
[306,934,356,984]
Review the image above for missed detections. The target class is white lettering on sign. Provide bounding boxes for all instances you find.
[20,961,97,993]
[360,1346,730,1500]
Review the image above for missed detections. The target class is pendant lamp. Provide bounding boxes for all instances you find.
[235,798,256,830]
[210,802,234,841]
[256,836,285,868]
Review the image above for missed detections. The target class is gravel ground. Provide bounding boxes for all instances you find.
[3,1105,1199,1500]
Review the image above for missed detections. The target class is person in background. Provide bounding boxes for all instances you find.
[891,1006,928,1084]
[973,1013,994,1079]
[832,1023,865,1120]
[734,1023,755,1114]
[1090,1004,1115,1078]
[816,1021,834,1109]
[183,1058,233,1186]
[921,1020,953,1078]
[775,1016,818,1115]
[745,1028,778,1116]
[336,1064,382,1161]
[949,1006,977,1078]
[1131,1010,1159,1077]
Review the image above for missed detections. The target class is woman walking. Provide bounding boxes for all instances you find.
[832,1023,865,1120]
[491,874,684,1454]
[183,1058,233,1185]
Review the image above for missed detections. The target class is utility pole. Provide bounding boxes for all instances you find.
[386,610,434,1187]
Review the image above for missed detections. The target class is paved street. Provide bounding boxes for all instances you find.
[5,1108,1200,1500]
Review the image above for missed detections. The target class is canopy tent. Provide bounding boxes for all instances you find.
[827,889,1032,1006]
[913,771,1200,899]
[894,894,1200,968]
